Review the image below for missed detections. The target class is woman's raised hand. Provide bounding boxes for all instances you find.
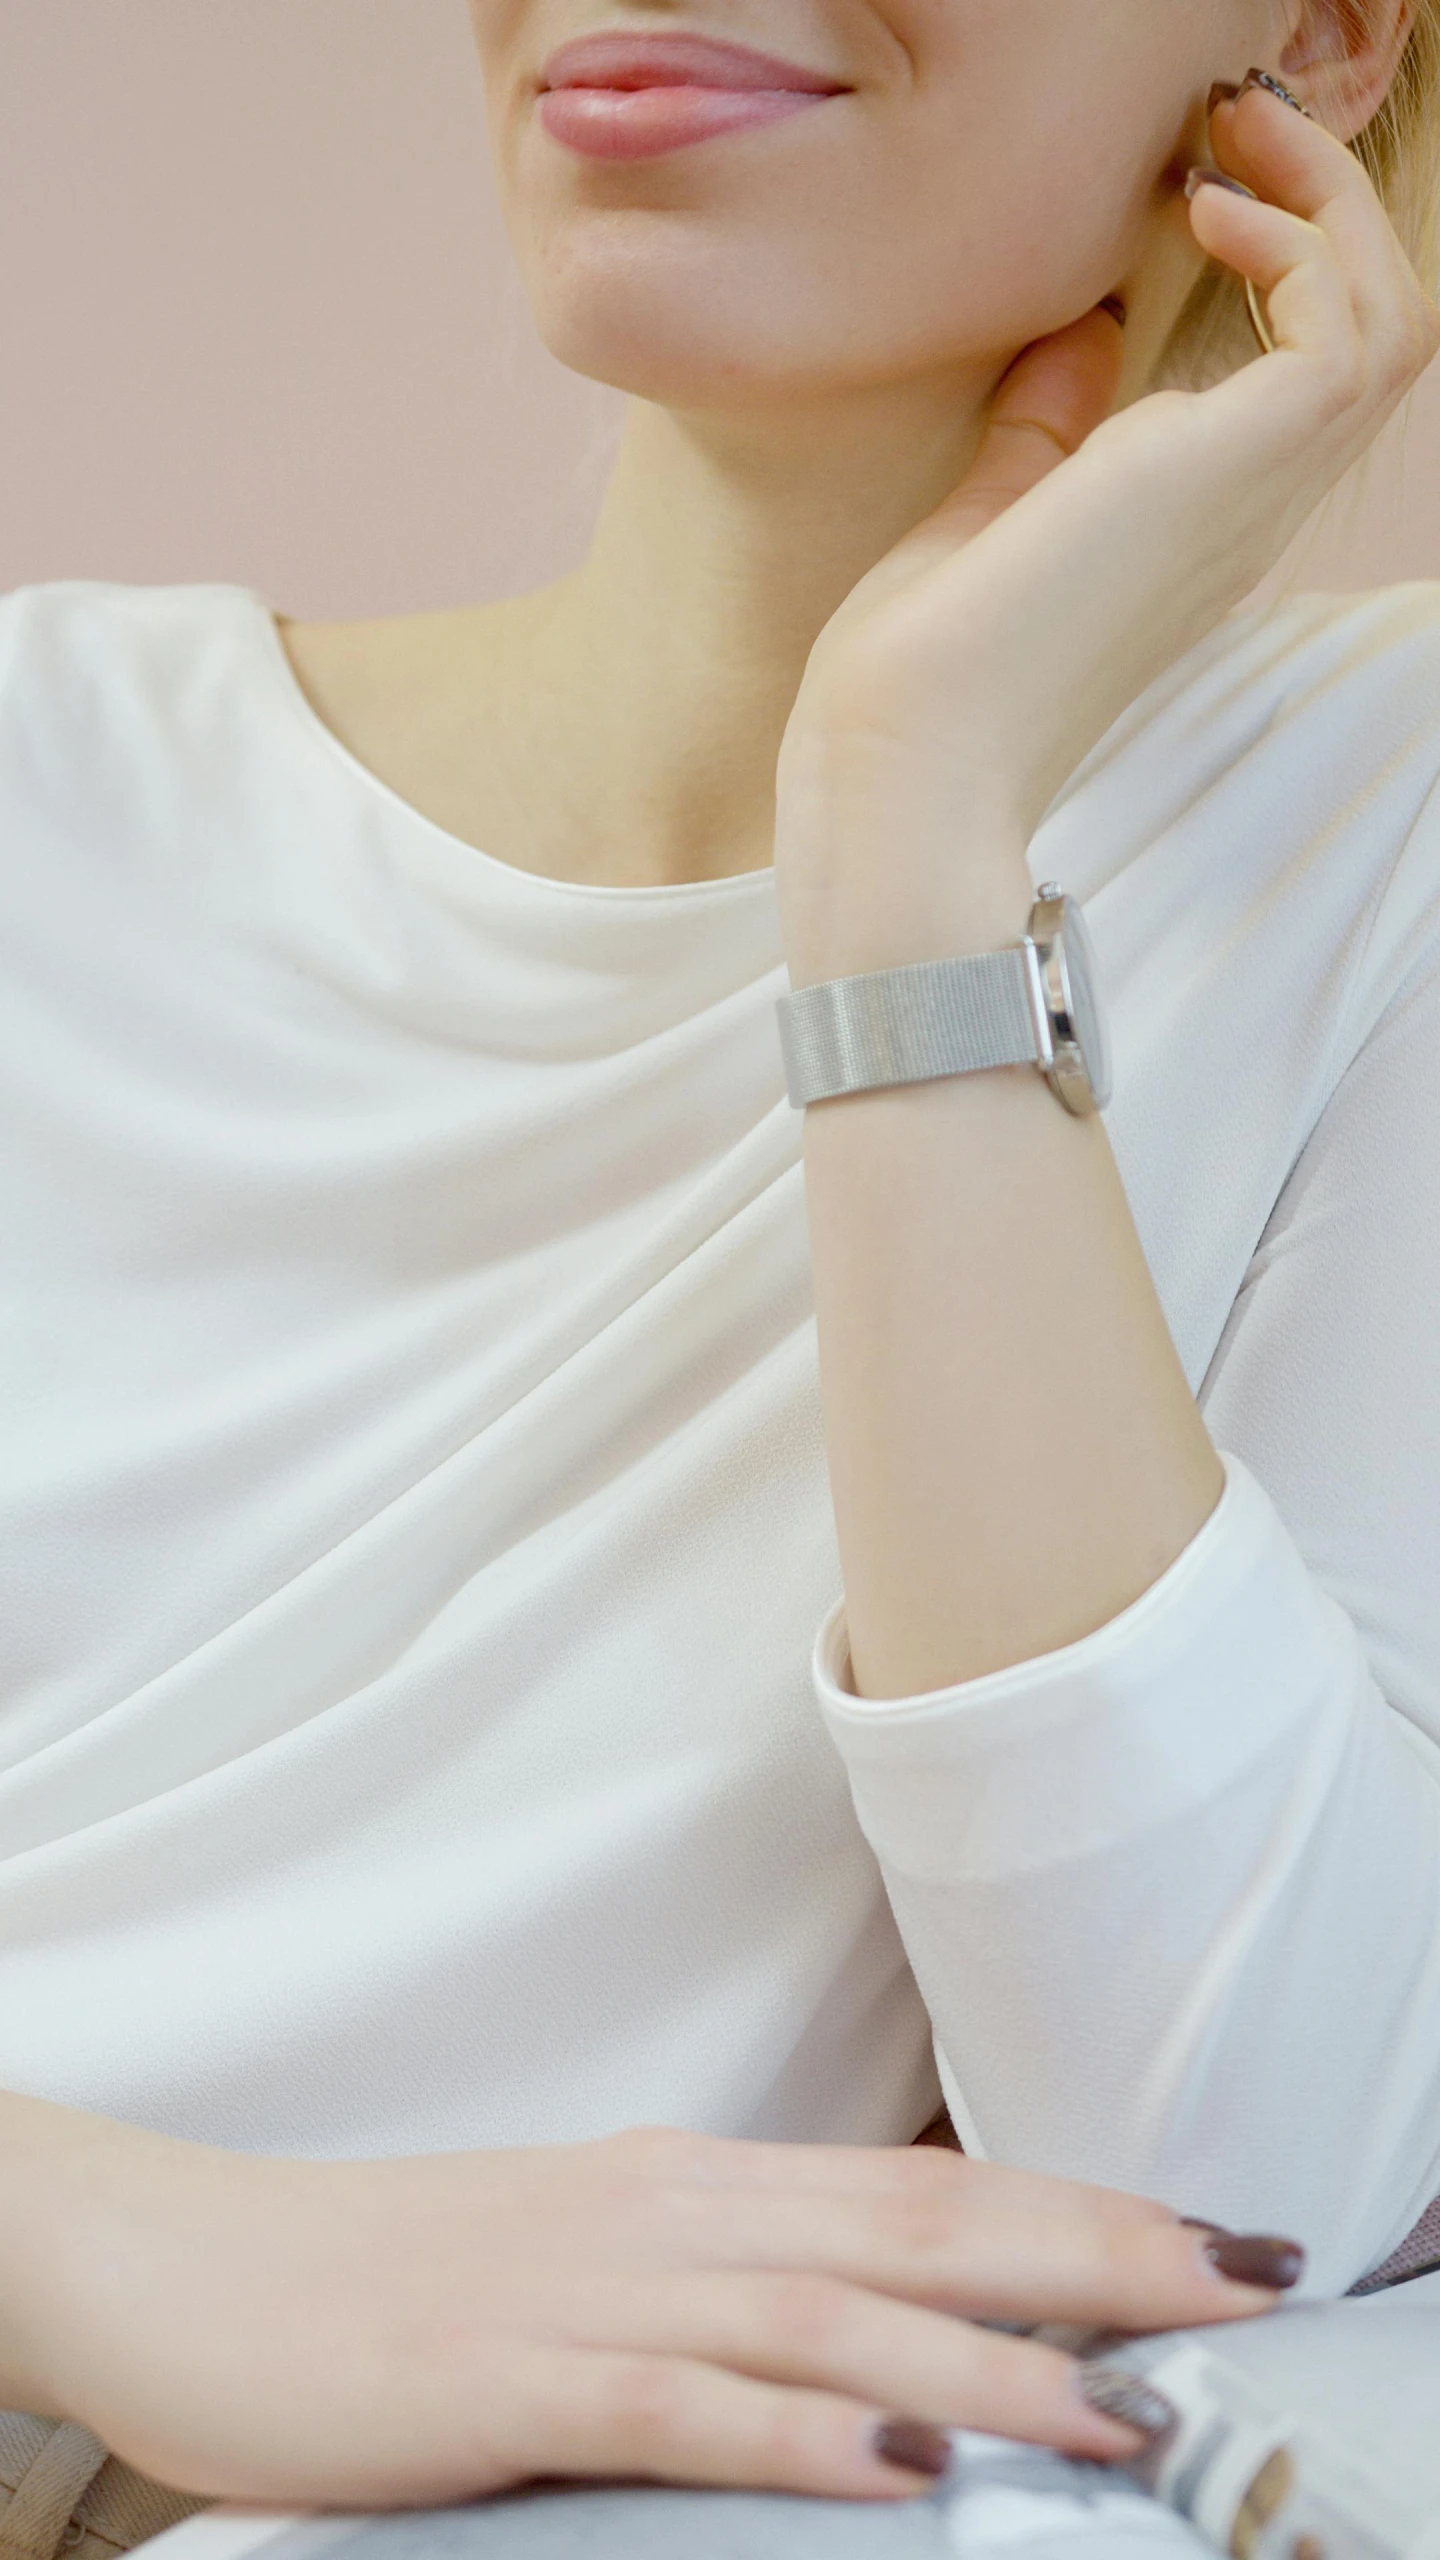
[775,78,1440,977]
[0,2098,1300,2508]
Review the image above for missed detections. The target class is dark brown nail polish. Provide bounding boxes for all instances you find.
[1203,2231,1307,2289]
[1207,81,1242,115]
[872,2418,952,2480]
[1099,295,1127,329]
[1240,68,1313,118]
[1077,2367,1177,2440]
[1185,167,1259,201]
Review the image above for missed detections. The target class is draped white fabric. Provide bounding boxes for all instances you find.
[3,581,1440,2295]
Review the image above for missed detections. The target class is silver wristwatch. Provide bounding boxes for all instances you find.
[776,883,1112,1117]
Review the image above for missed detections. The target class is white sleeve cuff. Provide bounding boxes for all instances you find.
[812,1455,1440,2284]
[813,1453,1354,1883]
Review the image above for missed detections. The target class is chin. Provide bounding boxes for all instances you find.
[513,217,1015,412]
[529,286,842,409]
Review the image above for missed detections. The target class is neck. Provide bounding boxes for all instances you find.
[526,367,993,887]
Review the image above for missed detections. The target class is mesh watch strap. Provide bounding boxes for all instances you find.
[777,948,1038,1108]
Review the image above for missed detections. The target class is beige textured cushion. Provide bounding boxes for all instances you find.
[0,2416,208,2560]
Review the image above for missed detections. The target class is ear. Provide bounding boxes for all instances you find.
[1279,0,1420,138]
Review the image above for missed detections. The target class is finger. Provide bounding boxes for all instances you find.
[585,2270,1146,2462]
[933,309,1125,537]
[1217,77,1382,228]
[510,2346,950,2500]
[694,2173,1292,2331]
[608,2128,1163,2223]
[1212,81,1437,364]
[1187,178,1361,375]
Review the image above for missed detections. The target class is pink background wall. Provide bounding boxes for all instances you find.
[4,0,1439,620]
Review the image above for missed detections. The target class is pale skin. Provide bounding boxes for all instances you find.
[2,0,1436,2513]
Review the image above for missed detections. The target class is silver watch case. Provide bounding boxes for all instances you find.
[1025,883,1112,1116]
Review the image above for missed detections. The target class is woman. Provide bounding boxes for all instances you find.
[1,0,1438,2529]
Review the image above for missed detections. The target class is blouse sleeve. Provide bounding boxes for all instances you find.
[813,853,1440,2299]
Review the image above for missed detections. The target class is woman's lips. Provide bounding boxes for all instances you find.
[537,32,848,162]
[538,85,827,159]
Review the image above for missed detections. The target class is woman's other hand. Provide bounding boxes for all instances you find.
[0,2096,1299,2508]
[775,78,1440,978]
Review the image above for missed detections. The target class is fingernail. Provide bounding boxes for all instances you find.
[1185,166,1259,200]
[872,2418,952,2480]
[1077,2366,1177,2441]
[1240,68,1313,117]
[1099,294,1127,329]
[1201,2231,1307,2289]
[1207,81,1242,115]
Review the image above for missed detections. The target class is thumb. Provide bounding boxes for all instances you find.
[936,304,1126,537]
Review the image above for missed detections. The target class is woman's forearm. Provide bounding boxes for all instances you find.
[796,847,1222,1702]
[773,80,1438,1702]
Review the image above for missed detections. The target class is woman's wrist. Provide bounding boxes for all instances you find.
[773,724,1038,986]
[775,811,1037,989]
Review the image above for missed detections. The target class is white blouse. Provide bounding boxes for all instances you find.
[3,577,1440,2298]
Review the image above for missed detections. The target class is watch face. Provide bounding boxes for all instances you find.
[1058,898,1113,1111]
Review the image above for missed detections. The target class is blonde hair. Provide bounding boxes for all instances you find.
[1167,7,1440,383]
[1363,0,1440,283]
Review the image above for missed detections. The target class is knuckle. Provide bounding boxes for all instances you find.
[884,2184,965,2261]
[1057,2214,1146,2308]
[945,2156,988,2210]
[601,2353,688,2448]
[755,2393,830,2480]
[764,2274,851,2359]
[882,2143,958,2204]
